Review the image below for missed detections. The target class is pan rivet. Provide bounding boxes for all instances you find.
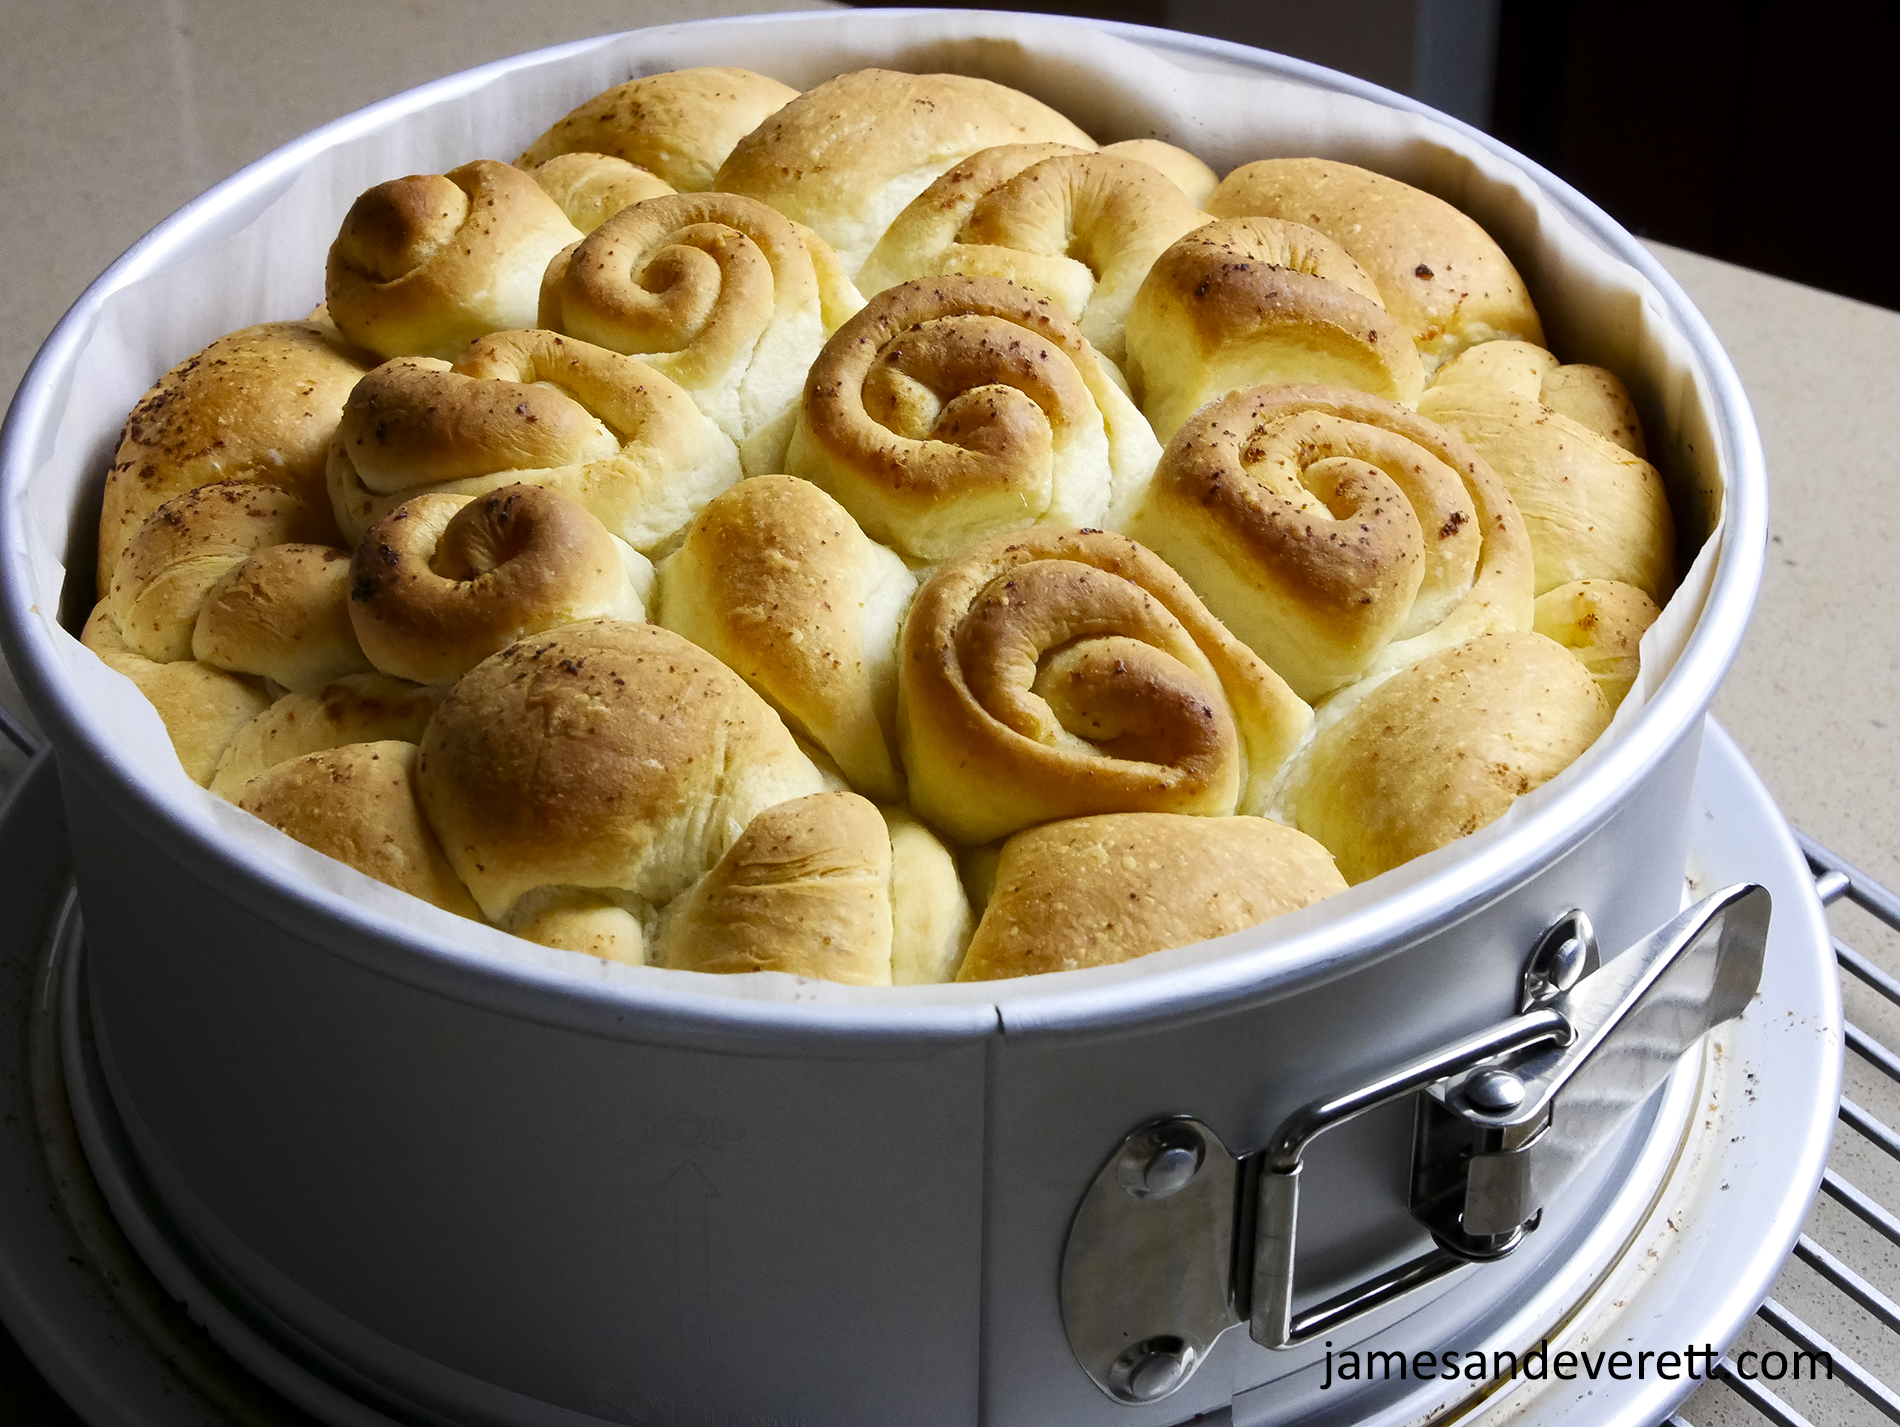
[1108,1337,1196,1401]
[1116,1123,1206,1199]
[1140,1144,1200,1197]
[1466,1068,1526,1113]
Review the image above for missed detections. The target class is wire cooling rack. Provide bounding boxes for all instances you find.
[1670,838,1900,1427]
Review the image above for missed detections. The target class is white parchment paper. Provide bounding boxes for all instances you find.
[15,10,1732,1008]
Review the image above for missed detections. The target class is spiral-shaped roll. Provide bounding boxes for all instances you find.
[525,153,675,234]
[539,193,862,469]
[517,67,800,193]
[1125,384,1535,702]
[326,329,740,552]
[857,151,1212,368]
[786,276,1162,562]
[325,160,582,361]
[1209,158,1544,372]
[897,527,1311,846]
[99,320,371,594]
[193,542,375,692]
[349,484,650,686]
[1125,217,1425,440]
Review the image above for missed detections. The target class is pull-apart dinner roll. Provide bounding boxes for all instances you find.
[104,481,332,663]
[517,67,800,193]
[655,792,972,985]
[235,742,482,919]
[327,329,739,551]
[899,527,1311,846]
[417,621,828,958]
[326,160,582,361]
[1125,385,1534,702]
[349,484,650,686]
[1209,158,1544,372]
[715,69,1096,275]
[1421,340,1647,455]
[1100,140,1220,206]
[98,320,370,592]
[1125,216,1426,440]
[192,543,374,691]
[540,193,862,472]
[524,153,675,233]
[657,476,913,800]
[957,812,1346,980]
[1420,343,1675,599]
[856,150,1211,366]
[1281,630,1610,884]
[786,276,1161,561]
[80,606,271,787]
[209,672,442,799]
[1533,579,1660,710]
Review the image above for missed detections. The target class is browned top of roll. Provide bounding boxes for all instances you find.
[518,67,800,192]
[957,812,1346,980]
[417,620,823,920]
[99,320,369,594]
[208,671,442,800]
[525,153,676,234]
[192,542,373,692]
[236,741,483,919]
[1209,158,1544,369]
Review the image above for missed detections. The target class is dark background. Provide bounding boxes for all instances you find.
[854,0,1900,311]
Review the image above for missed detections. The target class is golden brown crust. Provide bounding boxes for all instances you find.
[105,481,331,663]
[416,620,824,921]
[898,527,1311,845]
[1125,216,1425,439]
[1209,158,1544,370]
[208,672,441,800]
[1283,630,1611,883]
[98,320,369,593]
[657,476,913,800]
[1427,340,1648,458]
[957,812,1345,980]
[192,542,373,691]
[657,791,894,984]
[524,153,676,233]
[325,161,582,361]
[715,69,1097,274]
[1125,384,1535,701]
[1533,579,1659,710]
[81,605,271,787]
[326,330,740,552]
[517,67,800,192]
[786,276,1160,561]
[235,741,484,919]
[348,485,646,686]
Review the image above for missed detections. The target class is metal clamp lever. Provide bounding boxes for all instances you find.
[1059,882,1771,1404]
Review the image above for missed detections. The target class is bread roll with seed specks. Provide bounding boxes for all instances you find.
[81,606,271,787]
[1424,340,1647,457]
[1420,352,1674,600]
[517,67,800,193]
[1209,158,1543,372]
[416,621,826,925]
[715,69,1097,275]
[105,481,331,663]
[525,153,675,233]
[1100,140,1219,205]
[957,813,1345,980]
[209,673,441,800]
[234,742,482,919]
[1533,579,1660,711]
[899,527,1311,846]
[539,193,862,472]
[1125,385,1535,702]
[98,321,371,594]
[1125,216,1425,440]
[325,160,582,361]
[657,476,913,801]
[326,330,740,552]
[192,543,374,691]
[856,150,1210,366]
[349,485,649,686]
[787,276,1161,562]
[1282,631,1611,884]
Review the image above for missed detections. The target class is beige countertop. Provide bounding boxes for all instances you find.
[0,4,1895,1422]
